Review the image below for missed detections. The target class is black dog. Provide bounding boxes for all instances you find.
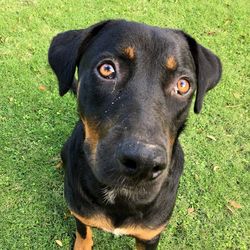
[48,20,222,250]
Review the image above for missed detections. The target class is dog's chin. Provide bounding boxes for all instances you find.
[101,178,164,205]
[101,184,160,205]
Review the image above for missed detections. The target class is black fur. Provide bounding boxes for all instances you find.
[48,20,222,249]
[136,235,161,250]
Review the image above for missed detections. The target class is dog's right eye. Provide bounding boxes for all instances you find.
[98,63,116,79]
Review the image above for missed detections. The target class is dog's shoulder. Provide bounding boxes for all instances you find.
[61,121,84,163]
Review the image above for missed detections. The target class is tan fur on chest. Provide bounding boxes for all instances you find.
[71,211,165,241]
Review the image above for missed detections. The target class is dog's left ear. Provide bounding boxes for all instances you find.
[182,33,222,113]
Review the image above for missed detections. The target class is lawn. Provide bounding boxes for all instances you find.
[0,0,249,249]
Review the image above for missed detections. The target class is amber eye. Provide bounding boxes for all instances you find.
[98,63,116,79]
[177,79,190,95]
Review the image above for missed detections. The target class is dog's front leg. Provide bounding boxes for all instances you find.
[135,235,161,250]
[74,218,93,250]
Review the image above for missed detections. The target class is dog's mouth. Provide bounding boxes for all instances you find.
[101,184,159,205]
[100,169,168,205]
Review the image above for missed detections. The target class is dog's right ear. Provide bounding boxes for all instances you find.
[48,20,111,96]
[181,32,222,113]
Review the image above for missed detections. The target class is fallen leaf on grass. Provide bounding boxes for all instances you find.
[187,207,195,214]
[226,205,234,214]
[207,31,216,36]
[38,85,46,91]
[206,135,217,141]
[55,240,63,247]
[233,92,241,99]
[226,200,242,214]
[55,161,63,169]
[213,165,220,171]
[229,200,242,209]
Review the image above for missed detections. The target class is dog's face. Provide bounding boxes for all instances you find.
[77,23,197,203]
[49,20,221,204]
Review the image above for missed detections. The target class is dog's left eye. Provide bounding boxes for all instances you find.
[98,63,116,79]
[176,79,190,95]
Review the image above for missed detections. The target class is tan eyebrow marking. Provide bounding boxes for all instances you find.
[166,56,177,71]
[123,47,136,60]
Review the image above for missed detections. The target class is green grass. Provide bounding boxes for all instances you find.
[0,0,249,249]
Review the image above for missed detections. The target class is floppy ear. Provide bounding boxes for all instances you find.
[48,20,111,96]
[183,33,222,113]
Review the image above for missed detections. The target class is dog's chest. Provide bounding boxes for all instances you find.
[71,210,165,240]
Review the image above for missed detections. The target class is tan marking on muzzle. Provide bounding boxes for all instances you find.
[80,116,99,154]
[166,130,176,165]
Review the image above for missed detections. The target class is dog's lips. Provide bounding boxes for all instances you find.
[151,169,162,179]
[108,167,166,190]
[102,175,164,204]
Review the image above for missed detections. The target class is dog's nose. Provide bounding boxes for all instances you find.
[117,140,167,179]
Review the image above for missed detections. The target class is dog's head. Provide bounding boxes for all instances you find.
[49,20,222,204]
